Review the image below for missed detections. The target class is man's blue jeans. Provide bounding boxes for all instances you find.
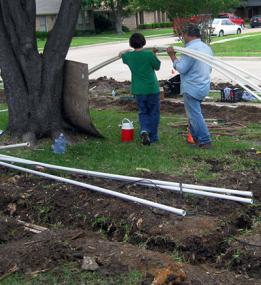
[136,93,160,143]
[183,93,211,145]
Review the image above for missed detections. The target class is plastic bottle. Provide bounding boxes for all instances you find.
[52,133,67,154]
[112,89,117,97]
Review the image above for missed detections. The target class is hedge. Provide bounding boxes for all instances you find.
[138,22,173,30]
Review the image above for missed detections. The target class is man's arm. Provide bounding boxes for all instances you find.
[167,47,194,74]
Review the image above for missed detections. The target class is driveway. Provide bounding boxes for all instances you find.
[67,34,261,83]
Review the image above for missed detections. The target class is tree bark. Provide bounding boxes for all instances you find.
[0,0,82,141]
[111,0,123,34]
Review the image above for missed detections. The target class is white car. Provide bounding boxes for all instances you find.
[211,18,242,37]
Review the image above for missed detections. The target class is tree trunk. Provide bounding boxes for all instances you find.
[0,0,82,141]
[115,10,123,34]
[112,1,123,34]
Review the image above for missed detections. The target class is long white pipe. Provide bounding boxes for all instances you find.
[173,46,261,100]
[0,154,253,200]
[0,161,186,216]
[87,46,261,101]
[0,142,30,150]
[0,109,7,113]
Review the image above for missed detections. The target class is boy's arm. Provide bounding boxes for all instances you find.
[150,50,161,71]
[119,49,131,64]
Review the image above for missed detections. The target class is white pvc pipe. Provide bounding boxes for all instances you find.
[0,109,7,113]
[87,46,261,101]
[0,142,30,150]
[172,46,261,100]
[0,161,186,216]
[0,154,253,199]
[150,184,253,204]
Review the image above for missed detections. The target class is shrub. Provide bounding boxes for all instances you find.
[138,22,172,30]
[94,13,113,33]
[122,25,130,33]
[35,31,48,39]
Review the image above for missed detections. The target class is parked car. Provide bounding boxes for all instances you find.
[250,15,261,28]
[211,18,242,37]
[218,13,245,27]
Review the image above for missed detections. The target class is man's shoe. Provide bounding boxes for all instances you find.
[141,132,150,146]
[199,142,212,149]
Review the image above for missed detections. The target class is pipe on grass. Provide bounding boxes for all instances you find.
[0,154,253,201]
[0,142,30,150]
[0,109,8,113]
[0,161,186,216]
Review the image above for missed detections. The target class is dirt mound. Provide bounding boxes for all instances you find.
[0,226,187,284]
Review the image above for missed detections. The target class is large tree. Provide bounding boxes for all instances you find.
[0,0,86,142]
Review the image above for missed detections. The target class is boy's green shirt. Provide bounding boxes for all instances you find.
[122,50,161,95]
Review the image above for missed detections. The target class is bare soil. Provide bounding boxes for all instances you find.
[0,165,260,284]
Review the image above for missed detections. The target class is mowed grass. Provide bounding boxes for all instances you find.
[212,33,261,56]
[0,104,260,182]
[0,265,142,285]
[37,28,173,49]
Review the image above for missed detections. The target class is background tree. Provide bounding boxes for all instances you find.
[133,0,241,18]
[82,0,131,34]
[0,0,82,142]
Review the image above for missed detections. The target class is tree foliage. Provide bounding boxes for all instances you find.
[133,0,241,18]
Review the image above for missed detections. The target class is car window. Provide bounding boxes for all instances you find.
[221,20,230,25]
[213,19,220,24]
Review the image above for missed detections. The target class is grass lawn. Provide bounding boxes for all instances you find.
[211,33,261,56]
[0,265,142,285]
[0,103,260,182]
[37,28,173,49]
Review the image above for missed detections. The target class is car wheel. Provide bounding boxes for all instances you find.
[251,25,255,28]
[219,30,224,37]
[237,28,241,34]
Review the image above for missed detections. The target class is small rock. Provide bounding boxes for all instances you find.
[81,256,99,271]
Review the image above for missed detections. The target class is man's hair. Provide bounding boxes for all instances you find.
[182,23,201,38]
[129,33,146,49]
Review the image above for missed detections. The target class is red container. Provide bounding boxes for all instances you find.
[121,118,134,143]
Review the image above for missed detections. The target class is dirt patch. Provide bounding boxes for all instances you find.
[0,217,33,243]
[217,222,261,279]
[0,226,188,283]
[0,168,260,283]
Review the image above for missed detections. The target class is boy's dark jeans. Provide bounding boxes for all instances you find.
[135,93,160,143]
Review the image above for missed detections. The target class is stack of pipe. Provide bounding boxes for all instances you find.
[0,154,254,208]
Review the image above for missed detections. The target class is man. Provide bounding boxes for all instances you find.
[167,24,213,148]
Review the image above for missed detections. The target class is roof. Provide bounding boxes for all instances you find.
[36,0,62,15]
[242,0,261,7]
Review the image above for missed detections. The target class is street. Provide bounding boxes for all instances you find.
[67,32,261,83]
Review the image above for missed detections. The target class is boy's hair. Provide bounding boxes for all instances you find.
[129,33,146,49]
[182,23,201,38]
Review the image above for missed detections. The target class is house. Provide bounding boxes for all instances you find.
[35,0,169,32]
[36,0,95,32]
[36,0,61,32]
[123,11,169,30]
[236,0,261,18]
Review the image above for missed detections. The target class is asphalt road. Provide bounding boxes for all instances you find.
[67,30,261,83]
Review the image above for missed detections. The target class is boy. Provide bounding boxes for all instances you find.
[120,33,161,145]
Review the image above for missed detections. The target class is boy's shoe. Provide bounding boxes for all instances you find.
[141,132,150,146]
[199,142,212,149]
